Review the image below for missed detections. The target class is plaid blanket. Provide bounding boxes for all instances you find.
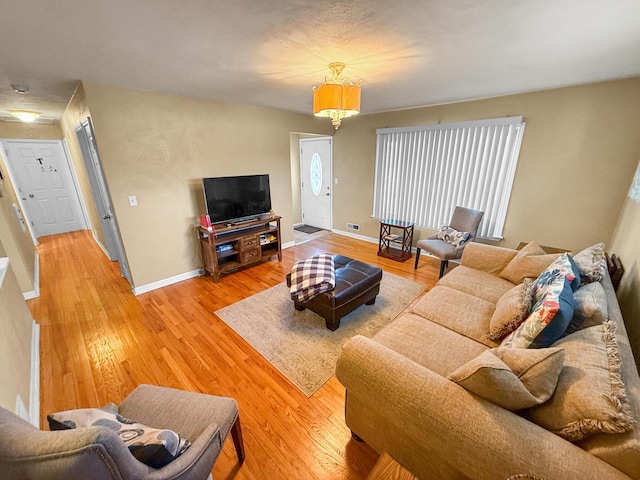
[289,253,336,303]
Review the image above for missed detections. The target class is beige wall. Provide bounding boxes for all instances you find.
[60,83,107,249]
[82,82,332,287]
[289,133,302,225]
[0,122,62,140]
[0,237,34,415]
[610,172,640,369]
[333,78,640,253]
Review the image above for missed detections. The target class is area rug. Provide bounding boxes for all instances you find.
[294,224,324,234]
[214,272,426,396]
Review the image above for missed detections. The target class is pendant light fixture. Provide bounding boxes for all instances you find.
[313,62,362,130]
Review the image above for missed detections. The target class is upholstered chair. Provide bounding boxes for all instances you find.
[0,384,245,480]
[414,206,484,278]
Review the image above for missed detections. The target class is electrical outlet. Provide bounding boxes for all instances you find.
[128,195,138,207]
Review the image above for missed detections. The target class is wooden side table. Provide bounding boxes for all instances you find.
[377,219,414,262]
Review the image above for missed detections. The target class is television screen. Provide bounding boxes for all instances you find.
[202,174,272,224]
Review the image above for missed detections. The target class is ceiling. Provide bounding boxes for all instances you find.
[1,0,640,123]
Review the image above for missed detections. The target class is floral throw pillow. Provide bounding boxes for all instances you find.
[437,225,470,248]
[501,274,575,349]
[531,253,581,301]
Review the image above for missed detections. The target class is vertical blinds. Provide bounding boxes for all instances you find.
[372,116,526,239]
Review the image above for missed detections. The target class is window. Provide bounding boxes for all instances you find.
[372,116,526,239]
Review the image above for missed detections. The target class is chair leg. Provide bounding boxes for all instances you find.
[438,260,448,279]
[230,415,246,463]
[414,248,421,269]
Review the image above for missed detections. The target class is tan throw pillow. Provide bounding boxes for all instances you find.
[573,242,607,283]
[486,279,534,341]
[499,241,561,284]
[447,347,565,411]
[526,321,636,442]
[564,282,608,335]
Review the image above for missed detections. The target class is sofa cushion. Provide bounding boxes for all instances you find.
[501,275,574,349]
[412,286,497,347]
[373,312,488,377]
[47,407,191,468]
[486,279,534,341]
[438,265,515,303]
[573,242,607,283]
[447,347,564,410]
[436,225,470,247]
[531,253,581,301]
[499,241,561,285]
[526,322,636,442]
[564,282,608,335]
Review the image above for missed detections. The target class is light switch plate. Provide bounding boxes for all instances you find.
[128,195,138,206]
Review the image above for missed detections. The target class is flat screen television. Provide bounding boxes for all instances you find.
[202,174,272,224]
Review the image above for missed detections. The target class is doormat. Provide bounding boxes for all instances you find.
[294,225,324,234]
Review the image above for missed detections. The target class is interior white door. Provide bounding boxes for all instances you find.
[300,137,332,230]
[2,139,86,238]
[76,119,132,285]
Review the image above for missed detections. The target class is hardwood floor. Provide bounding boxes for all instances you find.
[28,230,439,479]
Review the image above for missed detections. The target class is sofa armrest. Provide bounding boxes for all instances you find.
[460,242,518,275]
[336,336,630,480]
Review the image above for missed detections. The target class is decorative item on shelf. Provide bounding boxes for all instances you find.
[9,110,40,123]
[313,62,362,130]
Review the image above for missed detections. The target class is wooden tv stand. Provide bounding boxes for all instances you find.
[198,216,282,282]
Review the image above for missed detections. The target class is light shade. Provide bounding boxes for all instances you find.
[9,110,41,122]
[312,63,362,129]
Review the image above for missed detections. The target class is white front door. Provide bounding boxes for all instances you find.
[2,139,86,238]
[300,137,332,230]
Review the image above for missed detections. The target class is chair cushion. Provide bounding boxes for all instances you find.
[416,238,460,260]
[47,407,191,468]
[499,241,561,284]
[447,347,565,410]
[526,322,636,442]
[486,279,533,341]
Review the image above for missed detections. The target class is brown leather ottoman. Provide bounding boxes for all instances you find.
[286,254,383,331]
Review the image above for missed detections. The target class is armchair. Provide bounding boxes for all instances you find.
[0,384,245,480]
[414,206,484,277]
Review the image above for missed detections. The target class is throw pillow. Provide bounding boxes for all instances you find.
[47,407,191,468]
[436,225,470,248]
[486,279,534,341]
[447,347,565,411]
[499,241,561,284]
[501,275,574,349]
[564,282,609,336]
[526,321,636,442]
[531,253,581,301]
[572,242,607,283]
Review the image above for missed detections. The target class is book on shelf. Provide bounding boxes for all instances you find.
[384,234,400,241]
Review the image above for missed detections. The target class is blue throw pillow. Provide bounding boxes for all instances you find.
[531,253,580,301]
[501,275,575,349]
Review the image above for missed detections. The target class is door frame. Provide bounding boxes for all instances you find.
[75,118,132,286]
[299,136,333,230]
[0,138,90,245]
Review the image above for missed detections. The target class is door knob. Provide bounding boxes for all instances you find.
[325,193,330,196]
[29,194,34,198]
[103,214,111,220]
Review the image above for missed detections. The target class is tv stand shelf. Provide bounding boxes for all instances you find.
[198,216,282,282]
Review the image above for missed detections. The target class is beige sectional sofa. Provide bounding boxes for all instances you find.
[336,242,640,480]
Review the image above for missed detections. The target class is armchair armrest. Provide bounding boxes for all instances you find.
[460,242,518,274]
[336,336,629,480]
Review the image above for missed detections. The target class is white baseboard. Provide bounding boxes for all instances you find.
[331,228,379,245]
[133,269,202,296]
[30,319,40,427]
[282,240,296,250]
[23,251,40,300]
[293,222,304,227]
